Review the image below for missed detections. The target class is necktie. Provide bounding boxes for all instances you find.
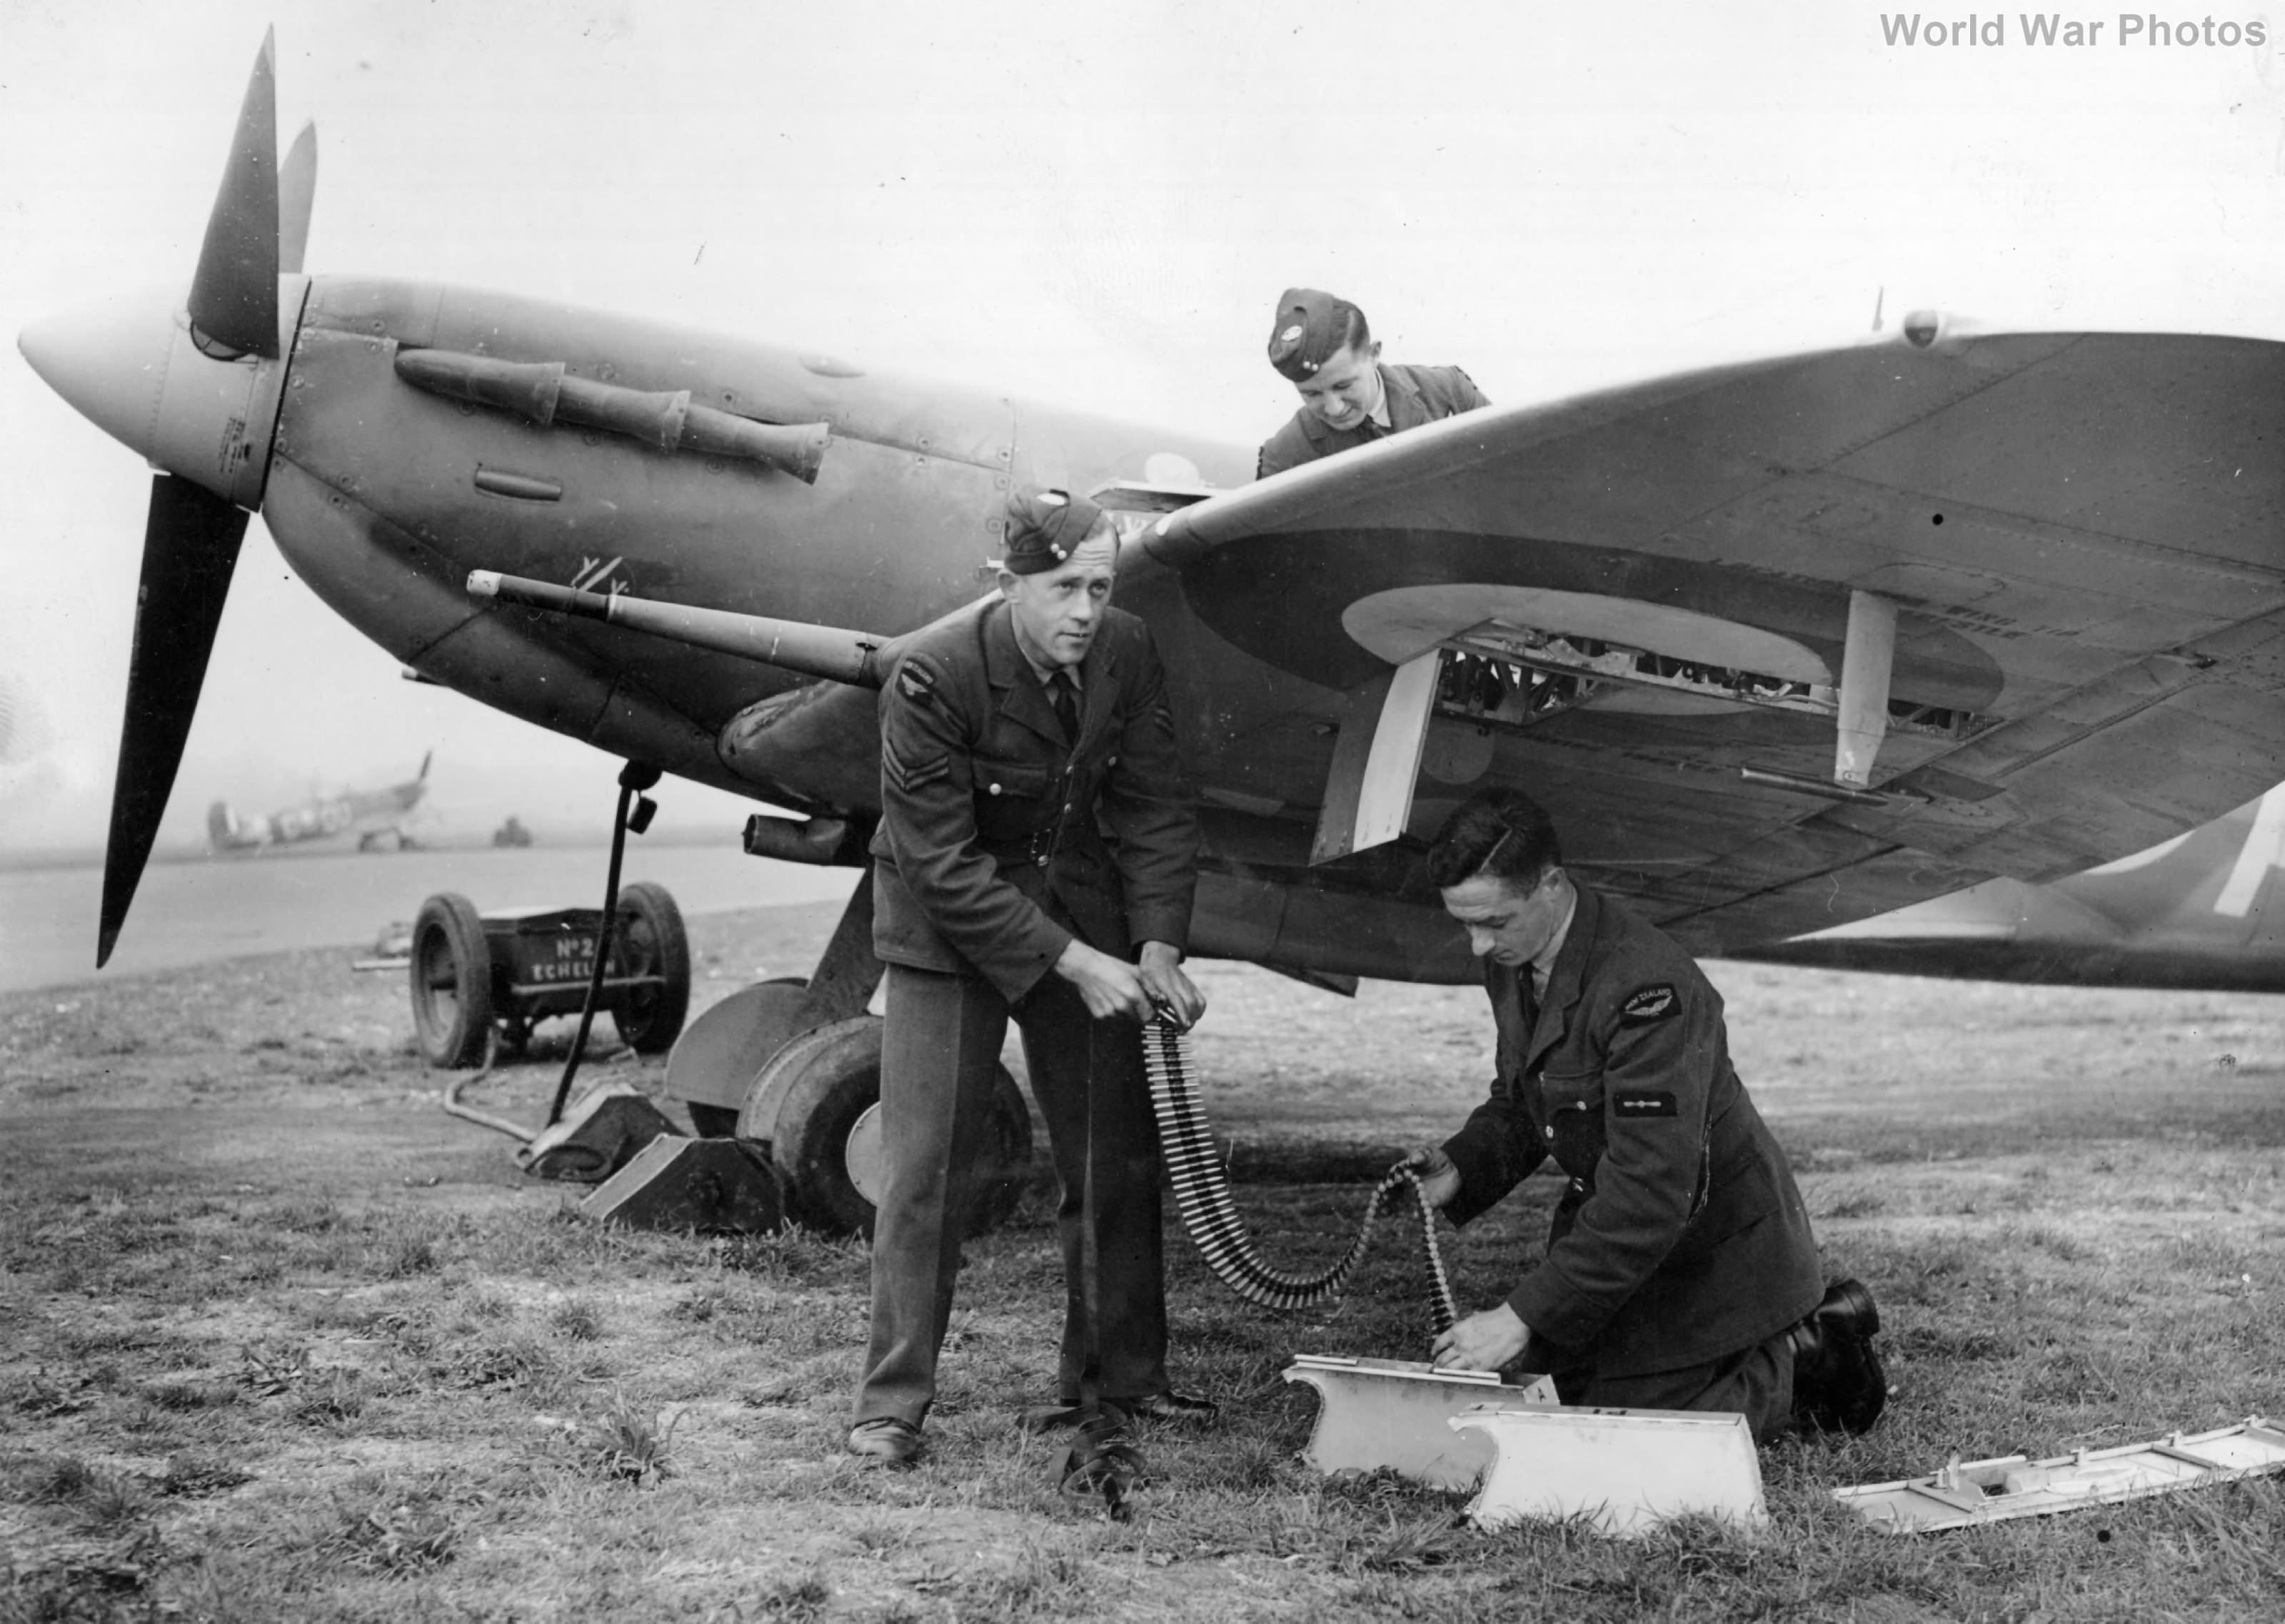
[1050,672,1080,744]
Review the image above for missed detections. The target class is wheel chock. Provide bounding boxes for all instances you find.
[578,1134,785,1233]
[514,1081,677,1182]
[1451,1405,1767,1535]
[1282,1356,1560,1489]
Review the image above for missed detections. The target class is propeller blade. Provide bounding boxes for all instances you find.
[186,29,280,358]
[99,475,251,966]
[279,120,317,276]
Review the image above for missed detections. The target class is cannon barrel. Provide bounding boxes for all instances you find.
[467,572,890,688]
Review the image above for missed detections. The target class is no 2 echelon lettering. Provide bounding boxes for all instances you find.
[1882,14,2269,46]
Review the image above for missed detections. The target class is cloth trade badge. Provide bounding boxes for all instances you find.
[1612,1090,1679,1119]
[895,660,938,707]
[1619,983,1678,1025]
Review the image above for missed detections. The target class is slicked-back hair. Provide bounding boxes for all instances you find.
[1338,303,1372,355]
[1427,788,1563,893]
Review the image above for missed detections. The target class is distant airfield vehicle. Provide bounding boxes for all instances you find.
[21,35,2285,1226]
[206,751,432,854]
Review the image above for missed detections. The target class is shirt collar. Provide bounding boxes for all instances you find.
[1367,364,1392,430]
[1529,885,1577,997]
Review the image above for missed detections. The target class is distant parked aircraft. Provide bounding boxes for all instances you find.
[207,752,431,854]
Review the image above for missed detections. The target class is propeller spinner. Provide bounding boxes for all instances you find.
[16,31,311,965]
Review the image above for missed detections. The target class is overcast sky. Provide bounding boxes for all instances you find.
[4,0,2281,852]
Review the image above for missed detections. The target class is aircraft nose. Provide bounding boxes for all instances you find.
[18,290,179,467]
[19,281,298,511]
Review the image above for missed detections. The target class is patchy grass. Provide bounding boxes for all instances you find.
[0,904,2281,1619]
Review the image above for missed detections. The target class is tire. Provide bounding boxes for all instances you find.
[758,1014,1033,1239]
[610,881,691,1055]
[410,892,493,1068]
[677,977,810,1139]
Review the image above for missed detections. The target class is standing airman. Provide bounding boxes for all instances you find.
[848,485,1213,1466]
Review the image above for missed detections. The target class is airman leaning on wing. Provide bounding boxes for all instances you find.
[1255,286,1490,479]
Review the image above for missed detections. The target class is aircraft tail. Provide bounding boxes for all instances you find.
[207,800,261,850]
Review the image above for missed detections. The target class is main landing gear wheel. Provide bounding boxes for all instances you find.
[670,976,811,1139]
[411,892,493,1068]
[609,880,692,1056]
[740,1014,1033,1239]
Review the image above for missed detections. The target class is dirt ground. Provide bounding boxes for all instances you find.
[4,901,2283,1621]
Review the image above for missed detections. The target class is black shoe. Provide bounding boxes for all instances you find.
[846,1416,924,1466]
[1116,1388,1220,1426]
[1814,1278,1881,1342]
[1018,1403,1092,1434]
[1789,1278,1888,1436]
[1025,1390,1220,1430]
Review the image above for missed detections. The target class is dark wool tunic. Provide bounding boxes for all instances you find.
[1440,886,1825,1378]
[1256,362,1488,478]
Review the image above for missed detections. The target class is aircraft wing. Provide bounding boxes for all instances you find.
[1142,324,2285,954]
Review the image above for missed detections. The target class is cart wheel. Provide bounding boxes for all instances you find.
[410,892,493,1068]
[611,881,691,1055]
[756,1015,1033,1239]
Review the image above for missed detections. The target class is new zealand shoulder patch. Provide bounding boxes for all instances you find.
[1619,983,1678,1026]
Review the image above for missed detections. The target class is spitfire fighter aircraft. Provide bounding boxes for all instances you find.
[207,750,431,854]
[21,37,2285,1221]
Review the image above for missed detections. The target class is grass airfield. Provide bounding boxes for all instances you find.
[3,899,2283,1622]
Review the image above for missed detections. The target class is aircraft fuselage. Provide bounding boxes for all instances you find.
[259,276,1474,982]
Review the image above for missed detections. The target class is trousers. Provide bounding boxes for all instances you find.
[853,962,1169,1426]
[1543,1326,1797,1443]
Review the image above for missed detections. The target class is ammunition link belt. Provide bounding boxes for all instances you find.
[1143,1017,1459,1337]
